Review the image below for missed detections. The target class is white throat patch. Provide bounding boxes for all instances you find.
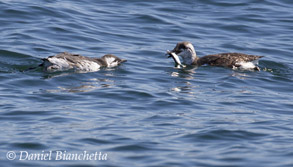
[177,43,197,65]
[104,57,118,67]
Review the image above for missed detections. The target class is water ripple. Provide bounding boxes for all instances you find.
[182,129,267,142]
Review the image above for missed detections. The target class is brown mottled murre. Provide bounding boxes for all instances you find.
[40,52,126,72]
[167,41,263,71]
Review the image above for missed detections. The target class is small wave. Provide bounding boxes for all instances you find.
[181,129,267,142]
[108,144,152,152]
[79,138,113,145]
[260,60,293,78]
[10,142,48,150]
[0,49,40,73]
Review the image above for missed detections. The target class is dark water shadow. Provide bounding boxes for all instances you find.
[0,49,41,73]
[259,60,293,79]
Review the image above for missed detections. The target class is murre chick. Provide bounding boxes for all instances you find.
[40,52,126,72]
[167,41,263,71]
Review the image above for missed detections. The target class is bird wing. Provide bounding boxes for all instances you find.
[198,53,263,67]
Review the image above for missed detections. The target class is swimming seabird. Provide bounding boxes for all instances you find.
[40,52,126,72]
[167,41,263,71]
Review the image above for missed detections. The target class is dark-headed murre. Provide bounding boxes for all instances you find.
[167,41,263,71]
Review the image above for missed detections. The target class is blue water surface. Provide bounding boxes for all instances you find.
[0,0,292,166]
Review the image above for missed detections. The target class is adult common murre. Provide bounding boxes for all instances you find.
[167,41,263,71]
[40,52,126,72]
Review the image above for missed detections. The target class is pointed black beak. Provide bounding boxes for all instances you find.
[120,59,127,63]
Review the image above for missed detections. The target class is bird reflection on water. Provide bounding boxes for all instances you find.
[45,78,114,93]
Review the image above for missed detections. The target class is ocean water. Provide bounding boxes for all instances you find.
[0,0,292,166]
